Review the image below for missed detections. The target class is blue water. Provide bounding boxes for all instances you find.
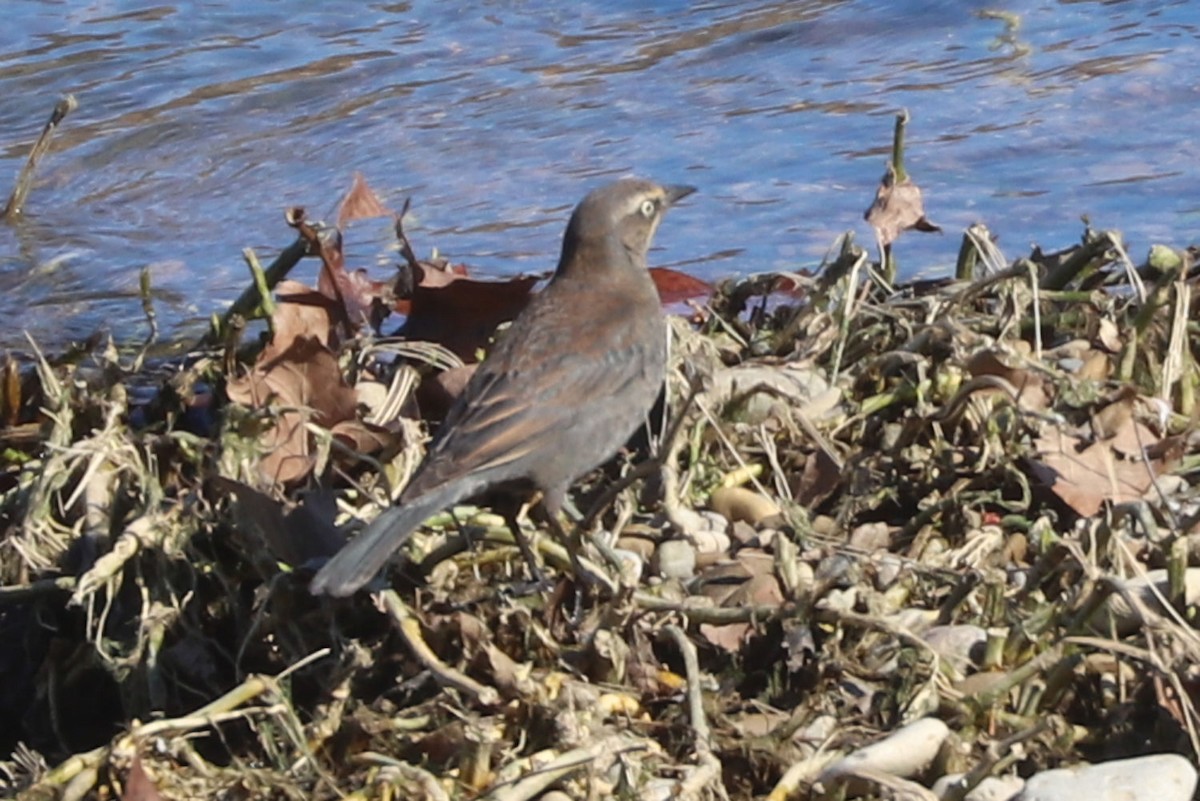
[0,0,1196,348]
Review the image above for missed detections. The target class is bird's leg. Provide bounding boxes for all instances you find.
[532,502,625,596]
[501,503,546,586]
[538,507,587,581]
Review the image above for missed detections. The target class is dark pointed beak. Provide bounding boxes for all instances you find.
[663,184,697,206]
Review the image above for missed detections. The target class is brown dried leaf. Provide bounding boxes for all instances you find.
[698,574,784,653]
[266,280,341,357]
[794,448,842,507]
[699,620,751,652]
[335,171,393,229]
[331,418,394,455]
[1097,317,1122,352]
[227,336,359,486]
[400,271,541,362]
[122,755,163,801]
[966,350,1051,412]
[287,208,393,329]
[1090,385,1137,443]
[1029,428,1160,517]
[864,162,941,246]
[1076,350,1111,381]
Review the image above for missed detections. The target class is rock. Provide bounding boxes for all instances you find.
[1101,569,1200,633]
[922,624,987,673]
[820,717,950,784]
[1017,753,1196,801]
[710,486,781,526]
[933,773,1024,801]
[615,534,656,561]
[652,539,697,580]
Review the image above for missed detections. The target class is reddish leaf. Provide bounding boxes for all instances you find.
[649,266,712,304]
[336,171,393,229]
[287,207,393,329]
[400,272,541,362]
[122,755,163,801]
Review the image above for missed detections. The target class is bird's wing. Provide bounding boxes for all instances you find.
[403,290,662,497]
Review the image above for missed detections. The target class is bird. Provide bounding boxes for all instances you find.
[310,178,695,597]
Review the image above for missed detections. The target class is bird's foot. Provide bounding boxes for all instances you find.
[503,575,555,598]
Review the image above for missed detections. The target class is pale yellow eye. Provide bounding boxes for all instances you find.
[640,199,656,218]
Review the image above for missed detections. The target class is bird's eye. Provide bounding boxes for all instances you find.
[640,199,656,218]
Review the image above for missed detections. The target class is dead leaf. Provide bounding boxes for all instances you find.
[698,574,784,653]
[287,208,393,328]
[966,350,1051,412]
[399,269,541,362]
[227,335,359,486]
[1077,350,1110,381]
[864,162,942,247]
[265,280,341,357]
[209,476,345,565]
[122,755,163,801]
[1090,385,1137,443]
[1029,428,1160,517]
[649,266,712,304]
[1097,317,1122,352]
[794,448,842,507]
[336,171,394,229]
[331,418,394,455]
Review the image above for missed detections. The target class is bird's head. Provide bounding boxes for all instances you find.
[557,178,695,276]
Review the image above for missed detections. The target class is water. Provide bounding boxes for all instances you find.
[0,0,1196,349]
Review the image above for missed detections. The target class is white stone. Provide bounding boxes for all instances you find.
[1017,753,1196,801]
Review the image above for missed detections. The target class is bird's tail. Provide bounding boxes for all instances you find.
[309,479,476,597]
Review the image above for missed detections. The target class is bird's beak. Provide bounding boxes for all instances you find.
[663,184,697,206]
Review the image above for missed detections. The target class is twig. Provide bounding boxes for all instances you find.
[131,266,158,372]
[29,671,286,795]
[478,735,647,801]
[244,247,278,323]
[663,624,727,800]
[891,109,910,183]
[3,94,77,219]
[379,589,501,706]
[0,575,76,604]
[201,237,308,347]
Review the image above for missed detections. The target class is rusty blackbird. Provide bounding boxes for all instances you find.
[310,178,694,596]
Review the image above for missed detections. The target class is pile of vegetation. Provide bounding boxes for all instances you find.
[2,109,1199,801]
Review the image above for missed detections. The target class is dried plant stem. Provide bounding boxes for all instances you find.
[27,670,296,796]
[891,109,909,183]
[479,735,648,801]
[663,624,728,800]
[2,94,76,219]
[202,237,308,346]
[379,589,501,705]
